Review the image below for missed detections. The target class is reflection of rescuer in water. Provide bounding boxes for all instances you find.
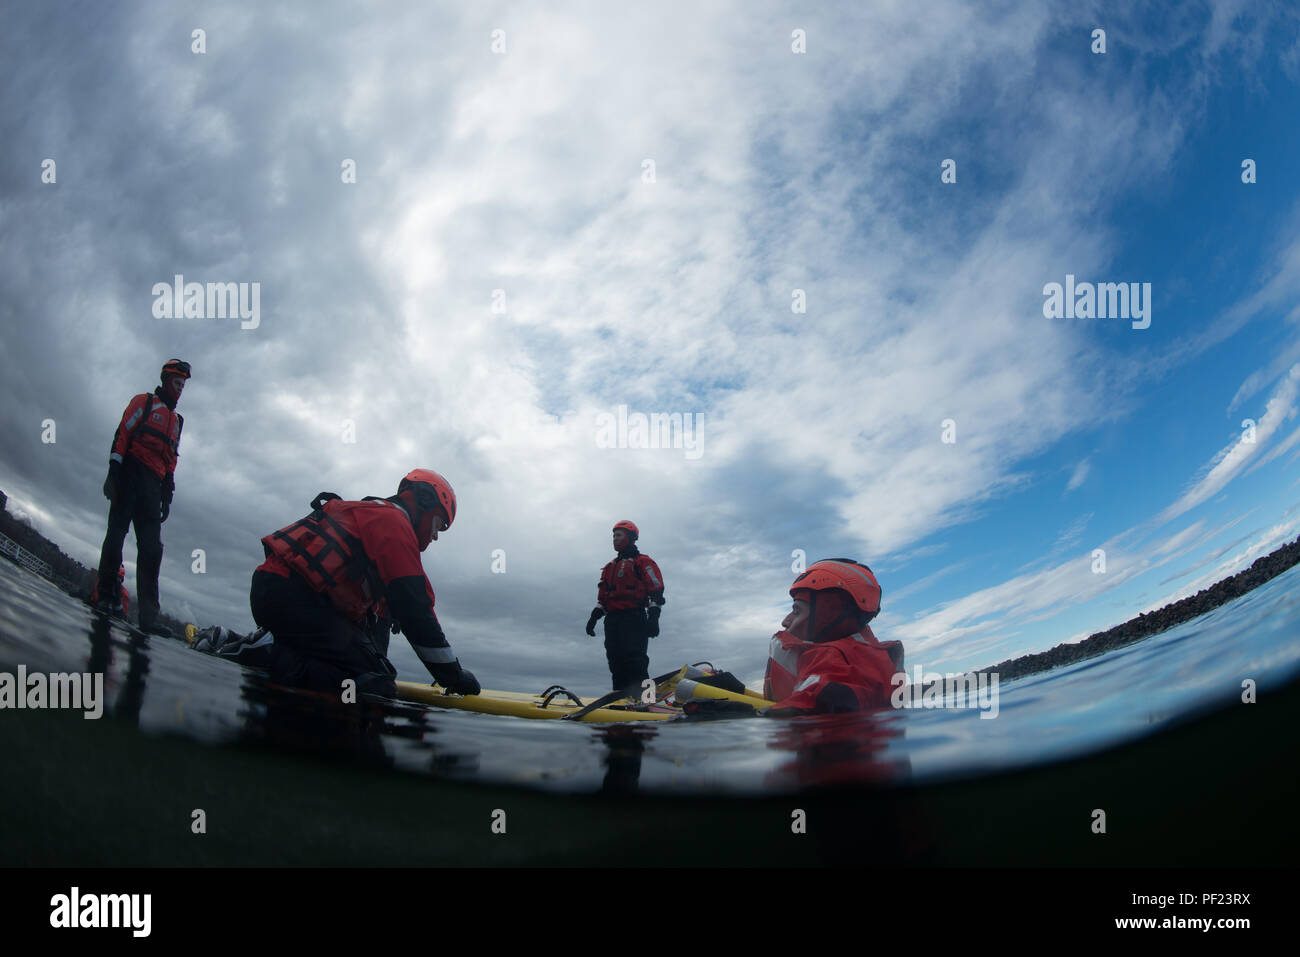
[251,469,480,700]
[95,359,190,635]
[585,521,665,692]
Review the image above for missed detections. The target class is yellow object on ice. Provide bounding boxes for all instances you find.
[396,682,679,722]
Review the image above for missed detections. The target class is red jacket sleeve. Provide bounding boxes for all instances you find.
[596,561,612,607]
[356,506,458,673]
[110,395,150,464]
[636,555,665,603]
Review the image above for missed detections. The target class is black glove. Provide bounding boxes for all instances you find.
[646,605,661,637]
[160,473,174,522]
[431,660,480,695]
[447,668,480,695]
[585,606,605,636]
[102,461,121,502]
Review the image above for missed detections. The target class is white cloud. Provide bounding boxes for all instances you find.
[1156,364,1300,525]
[1141,515,1300,613]
[1,1,1295,691]
[1065,459,1090,493]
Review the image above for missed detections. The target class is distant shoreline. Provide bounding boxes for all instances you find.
[974,536,1300,682]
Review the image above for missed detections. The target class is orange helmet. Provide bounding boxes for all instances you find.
[790,559,882,619]
[613,520,639,542]
[399,469,457,529]
[161,359,192,381]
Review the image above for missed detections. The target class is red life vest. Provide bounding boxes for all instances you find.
[764,627,905,712]
[259,495,420,622]
[111,393,183,480]
[597,553,664,611]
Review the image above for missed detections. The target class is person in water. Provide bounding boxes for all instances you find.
[586,520,665,692]
[763,559,905,715]
[250,469,479,699]
[684,558,904,718]
[90,564,130,616]
[95,359,191,634]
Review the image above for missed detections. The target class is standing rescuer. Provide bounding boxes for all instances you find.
[586,520,665,692]
[251,468,480,699]
[95,359,190,634]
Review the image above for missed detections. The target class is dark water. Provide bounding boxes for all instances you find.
[2,555,1298,795]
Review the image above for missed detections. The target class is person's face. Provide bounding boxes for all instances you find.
[416,507,448,550]
[782,598,810,639]
[612,529,629,550]
[168,375,187,398]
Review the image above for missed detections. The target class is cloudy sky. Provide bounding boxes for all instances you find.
[2,1,1299,691]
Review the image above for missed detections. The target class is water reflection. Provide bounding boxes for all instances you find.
[85,614,149,727]
[762,710,912,790]
[596,725,655,794]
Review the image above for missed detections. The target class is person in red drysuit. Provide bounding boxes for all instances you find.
[90,564,130,615]
[250,468,479,699]
[762,559,905,715]
[585,520,665,691]
[95,359,190,634]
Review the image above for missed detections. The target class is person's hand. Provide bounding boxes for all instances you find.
[160,473,174,521]
[102,461,121,502]
[446,667,480,695]
[646,605,661,637]
[432,660,481,695]
[585,606,604,636]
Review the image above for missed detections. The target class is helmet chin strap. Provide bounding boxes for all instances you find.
[807,592,862,643]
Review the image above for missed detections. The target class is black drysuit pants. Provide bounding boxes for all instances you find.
[97,457,163,623]
[603,608,649,691]
[250,569,397,698]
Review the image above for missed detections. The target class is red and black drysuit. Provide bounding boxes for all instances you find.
[251,493,472,697]
[764,626,905,714]
[97,387,182,628]
[593,547,664,690]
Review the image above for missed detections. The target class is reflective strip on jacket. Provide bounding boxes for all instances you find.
[763,627,905,713]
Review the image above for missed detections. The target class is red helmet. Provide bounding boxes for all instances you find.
[399,468,457,529]
[161,359,192,381]
[613,520,639,542]
[117,565,126,580]
[790,559,881,618]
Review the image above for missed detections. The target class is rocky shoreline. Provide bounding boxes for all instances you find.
[975,536,1300,682]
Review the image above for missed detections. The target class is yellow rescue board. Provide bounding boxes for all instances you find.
[395,682,680,722]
